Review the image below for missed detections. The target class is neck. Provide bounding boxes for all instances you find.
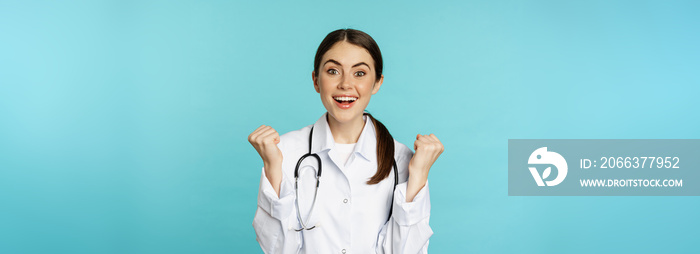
[327,113,366,144]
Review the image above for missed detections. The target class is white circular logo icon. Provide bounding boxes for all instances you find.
[528,147,568,186]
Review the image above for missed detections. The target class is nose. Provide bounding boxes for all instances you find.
[338,73,352,89]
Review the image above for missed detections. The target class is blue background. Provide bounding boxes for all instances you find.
[1,0,698,253]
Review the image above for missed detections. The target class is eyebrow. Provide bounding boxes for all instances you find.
[323,59,371,70]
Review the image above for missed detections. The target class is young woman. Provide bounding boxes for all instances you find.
[249,28,444,254]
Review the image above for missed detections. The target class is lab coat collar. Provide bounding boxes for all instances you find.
[311,112,377,162]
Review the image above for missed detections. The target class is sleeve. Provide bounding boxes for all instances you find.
[375,152,433,254]
[252,165,303,254]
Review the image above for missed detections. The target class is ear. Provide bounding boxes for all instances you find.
[371,74,384,95]
[312,71,320,93]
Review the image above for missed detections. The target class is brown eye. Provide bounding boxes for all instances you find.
[327,69,339,75]
[355,71,366,77]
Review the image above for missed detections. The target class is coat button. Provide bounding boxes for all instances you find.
[343,199,348,203]
[341,249,346,254]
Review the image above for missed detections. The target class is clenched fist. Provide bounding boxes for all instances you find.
[406,133,444,202]
[248,125,283,196]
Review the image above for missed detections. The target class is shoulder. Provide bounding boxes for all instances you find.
[277,124,313,152]
[275,124,314,178]
[392,139,414,181]
[393,138,414,161]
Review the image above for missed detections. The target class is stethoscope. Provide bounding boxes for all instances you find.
[294,125,398,231]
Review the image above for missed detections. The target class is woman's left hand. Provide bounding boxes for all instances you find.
[406,133,444,201]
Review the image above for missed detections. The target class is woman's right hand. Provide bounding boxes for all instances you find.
[248,125,283,166]
[248,125,283,196]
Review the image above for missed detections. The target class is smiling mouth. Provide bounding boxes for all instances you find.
[332,96,358,109]
[333,96,358,104]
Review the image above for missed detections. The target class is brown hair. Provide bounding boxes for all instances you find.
[313,28,394,185]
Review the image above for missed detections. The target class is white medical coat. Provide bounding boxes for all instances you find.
[253,112,433,254]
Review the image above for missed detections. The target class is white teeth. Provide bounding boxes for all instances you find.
[333,96,357,102]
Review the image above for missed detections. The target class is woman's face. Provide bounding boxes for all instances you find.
[313,41,383,125]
